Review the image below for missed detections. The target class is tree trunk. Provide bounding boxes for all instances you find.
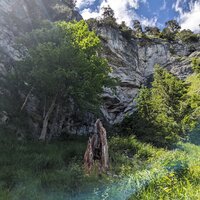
[49,104,60,141]
[97,119,109,172]
[84,137,94,173]
[39,95,57,141]
[20,87,33,112]
[84,119,109,174]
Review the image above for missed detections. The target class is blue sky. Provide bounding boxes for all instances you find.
[75,0,200,32]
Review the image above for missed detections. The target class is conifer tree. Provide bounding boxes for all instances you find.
[135,65,195,146]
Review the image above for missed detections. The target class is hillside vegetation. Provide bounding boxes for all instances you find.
[0,128,199,200]
[0,5,200,200]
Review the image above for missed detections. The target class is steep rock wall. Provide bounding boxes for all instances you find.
[0,0,82,71]
[0,2,200,135]
[93,25,200,124]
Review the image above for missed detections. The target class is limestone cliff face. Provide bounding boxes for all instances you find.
[0,2,200,135]
[93,25,200,124]
[0,0,82,73]
[0,0,87,136]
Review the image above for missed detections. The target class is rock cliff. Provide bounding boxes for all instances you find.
[0,0,82,73]
[93,24,200,124]
[0,1,199,135]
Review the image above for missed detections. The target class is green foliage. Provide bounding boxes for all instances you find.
[109,136,159,176]
[24,20,112,109]
[0,67,29,130]
[0,127,200,199]
[176,29,199,43]
[102,5,115,20]
[131,171,200,200]
[1,20,115,134]
[0,128,94,199]
[132,20,142,34]
[160,27,175,41]
[165,20,181,33]
[119,21,133,41]
[132,20,143,38]
[159,20,199,43]
[107,136,200,200]
[192,57,200,73]
[185,60,200,125]
[160,20,180,41]
[56,20,101,54]
[101,6,117,27]
[130,141,200,200]
[122,65,198,147]
[144,26,160,37]
[138,65,188,146]
[169,46,176,54]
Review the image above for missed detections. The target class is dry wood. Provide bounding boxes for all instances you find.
[84,137,94,173]
[97,119,109,172]
[84,119,109,174]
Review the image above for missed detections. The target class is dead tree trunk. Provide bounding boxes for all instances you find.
[84,119,109,174]
[39,95,57,141]
[84,137,94,173]
[97,119,109,172]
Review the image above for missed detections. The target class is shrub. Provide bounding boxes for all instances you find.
[177,29,199,43]
[119,21,133,41]
[192,57,200,73]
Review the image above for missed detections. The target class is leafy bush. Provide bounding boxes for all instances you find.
[131,172,200,200]
[1,20,115,140]
[109,136,157,175]
[119,21,133,41]
[192,57,200,73]
[160,27,175,41]
[165,159,189,178]
[0,128,200,199]
[120,65,199,147]
[177,29,199,43]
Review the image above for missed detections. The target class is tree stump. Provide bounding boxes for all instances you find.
[84,119,109,174]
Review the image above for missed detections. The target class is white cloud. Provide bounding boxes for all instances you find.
[140,16,158,27]
[100,0,139,26]
[173,0,200,32]
[172,0,184,15]
[81,8,100,19]
[76,0,96,10]
[78,0,156,28]
[160,0,167,11]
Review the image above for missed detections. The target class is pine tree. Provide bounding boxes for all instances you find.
[101,6,116,26]
[165,20,181,33]
[132,20,142,34]
[136,65,189,146]
[102,6,115,20]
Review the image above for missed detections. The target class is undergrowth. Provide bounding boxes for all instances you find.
[0,128,98,199]
[0,128,199,200]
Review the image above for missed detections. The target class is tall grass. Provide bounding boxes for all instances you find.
[0,128,90,199]
[0,128,199,200]
[130,134,200,200]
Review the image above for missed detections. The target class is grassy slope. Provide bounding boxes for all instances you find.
[129,142,200,200]
[0,129,88,200]
[0,128,199,200]
[129,129,200,200]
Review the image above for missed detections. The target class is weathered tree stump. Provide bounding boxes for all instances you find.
[84,119,109,174]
